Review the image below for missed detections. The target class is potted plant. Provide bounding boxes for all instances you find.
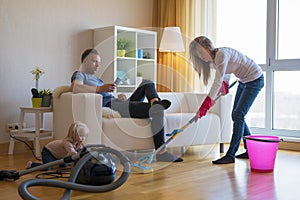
[40,89,52,107]
[31,88,43,108]
[137,71,143,77]
[117,38,128,57]
[30,66,52,107]
[31,88,52,107]
[31,66,44,89]
[136,71,143,86]
[117,38,134,57]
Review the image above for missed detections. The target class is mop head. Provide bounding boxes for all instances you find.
[131,163,154,174]
[130,153,154,174]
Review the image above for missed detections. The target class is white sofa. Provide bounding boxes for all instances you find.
[53,86,233,153]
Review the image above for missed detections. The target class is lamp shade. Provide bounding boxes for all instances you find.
[159,27,185,52]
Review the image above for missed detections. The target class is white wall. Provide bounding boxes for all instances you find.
[0,0,153,143]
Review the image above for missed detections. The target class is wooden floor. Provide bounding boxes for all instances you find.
[1,144,300,200]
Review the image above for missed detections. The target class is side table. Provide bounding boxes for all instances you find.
[8,107,53,159]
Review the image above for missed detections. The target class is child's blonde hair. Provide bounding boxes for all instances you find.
[65,121,89,143]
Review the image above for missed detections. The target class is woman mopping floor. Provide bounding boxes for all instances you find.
[189,36,264,164]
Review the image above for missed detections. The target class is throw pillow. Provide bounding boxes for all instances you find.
[102,107,122,118]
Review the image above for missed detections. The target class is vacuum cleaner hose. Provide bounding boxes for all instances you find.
[18,146,130,200]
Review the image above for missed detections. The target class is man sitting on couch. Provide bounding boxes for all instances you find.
[71,48,183,162]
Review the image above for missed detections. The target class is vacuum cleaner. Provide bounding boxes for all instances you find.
[132,80,238,172]
[0,144,130,200]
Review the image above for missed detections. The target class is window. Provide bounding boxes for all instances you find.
[214,0,300,138]
[216,0,267,129]
[216,0,266,64]
[274,71,300,130]
[277,0,300,59]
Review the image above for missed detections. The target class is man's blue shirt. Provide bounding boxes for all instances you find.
[71,71,115,107]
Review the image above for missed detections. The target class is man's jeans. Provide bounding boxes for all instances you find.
[226,75,264,157]
[111,80,165,149]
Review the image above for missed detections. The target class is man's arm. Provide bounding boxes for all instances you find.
[71,79,115,94]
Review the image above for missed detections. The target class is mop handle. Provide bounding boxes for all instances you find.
[164,79,238,141]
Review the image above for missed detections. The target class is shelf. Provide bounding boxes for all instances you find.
[117,56,136,60]
[94,25,157,93]
[137,58,155,61]
[117,57,155,61]
[118,84,136,87]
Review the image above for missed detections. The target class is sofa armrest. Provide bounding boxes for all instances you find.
[53,92,103,144]
[218,94,233,142]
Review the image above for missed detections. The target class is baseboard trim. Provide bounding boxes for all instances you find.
[279,141,300,152]
[0,139,52,155]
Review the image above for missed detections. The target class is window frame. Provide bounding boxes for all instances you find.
[250,0,300,139]
[205,0,300,139]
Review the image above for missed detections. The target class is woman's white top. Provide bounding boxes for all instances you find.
[209,47,263,99]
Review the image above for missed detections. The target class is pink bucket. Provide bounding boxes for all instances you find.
[244,135,283,172]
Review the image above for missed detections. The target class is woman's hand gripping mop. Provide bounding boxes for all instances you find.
[131,80,238,173]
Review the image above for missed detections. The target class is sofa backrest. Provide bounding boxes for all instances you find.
[158,92,189,113]
[159,92,221,115]
[184,93,220,115]
[111,92,231,117]
[121,92,189,113]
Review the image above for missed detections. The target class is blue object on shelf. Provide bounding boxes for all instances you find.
[117,71,126,79]
[137,49,143,58]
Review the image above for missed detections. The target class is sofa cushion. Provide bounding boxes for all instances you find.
[101,111,221,150]
[102,118,154,150]
[102,107,122,118]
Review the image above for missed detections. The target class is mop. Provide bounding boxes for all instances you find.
[131,80,238,173]
[131,153,154,173]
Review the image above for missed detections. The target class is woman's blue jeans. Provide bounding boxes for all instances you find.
[226,75,264,157]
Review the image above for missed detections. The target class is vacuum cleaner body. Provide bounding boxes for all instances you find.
[76,152,117,186]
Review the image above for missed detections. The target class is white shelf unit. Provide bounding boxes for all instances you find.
[93,26,157,93]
